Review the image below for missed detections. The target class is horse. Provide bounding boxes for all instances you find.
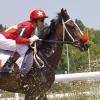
[0,8,89,100]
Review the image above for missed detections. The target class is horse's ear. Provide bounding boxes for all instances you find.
[65,9,67,13]
[61,8,67,14]
[61,8,64,13]
[61,8,70,19]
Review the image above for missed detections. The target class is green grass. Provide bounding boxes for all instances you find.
[48,79,100,100]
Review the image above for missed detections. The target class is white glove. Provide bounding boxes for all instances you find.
[29,35,39,45]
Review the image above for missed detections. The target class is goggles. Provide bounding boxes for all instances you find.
[38,18,45,22]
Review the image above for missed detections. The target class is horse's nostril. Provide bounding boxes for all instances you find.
[84,42,90,48]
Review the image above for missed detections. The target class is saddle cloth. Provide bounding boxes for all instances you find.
[0,49,33,74]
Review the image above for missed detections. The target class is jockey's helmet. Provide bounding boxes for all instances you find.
[30,9,48,20]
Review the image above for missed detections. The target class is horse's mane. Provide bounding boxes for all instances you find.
[49,10,70,34]
[49,13,61,32]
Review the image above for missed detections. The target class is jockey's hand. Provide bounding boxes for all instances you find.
[29,35,39,45]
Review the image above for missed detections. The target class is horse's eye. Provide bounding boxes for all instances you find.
[72,26,76,29]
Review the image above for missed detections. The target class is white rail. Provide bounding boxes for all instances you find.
[55,71,100,82]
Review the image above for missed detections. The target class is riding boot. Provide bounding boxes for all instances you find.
[2,51,20,72]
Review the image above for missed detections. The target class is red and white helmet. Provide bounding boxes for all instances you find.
[30,9,48,20]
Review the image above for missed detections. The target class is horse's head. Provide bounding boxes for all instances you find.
[50,8,90,51]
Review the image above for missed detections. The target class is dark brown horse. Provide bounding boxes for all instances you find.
[0,8,89,100]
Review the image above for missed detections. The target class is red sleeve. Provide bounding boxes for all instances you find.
[16,37,30,44]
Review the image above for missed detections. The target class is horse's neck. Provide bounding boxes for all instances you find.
[48,43,63,69]
[40,37,63,70]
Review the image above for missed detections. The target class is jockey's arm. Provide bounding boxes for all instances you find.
[15,27,30,44]
[16,27,39,45]
[29,25,50,46]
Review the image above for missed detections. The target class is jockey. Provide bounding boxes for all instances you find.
[0,9,48,71]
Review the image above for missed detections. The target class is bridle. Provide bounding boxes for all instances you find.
[62,18,83,44]
[39,18,83,45]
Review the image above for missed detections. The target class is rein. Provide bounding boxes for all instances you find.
[39,39,73,44]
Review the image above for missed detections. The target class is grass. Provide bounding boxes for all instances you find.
[48,79,100,100]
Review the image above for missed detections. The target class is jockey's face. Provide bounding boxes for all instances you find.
[36,18,45,29]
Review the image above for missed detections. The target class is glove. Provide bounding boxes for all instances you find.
[29,35,39,45]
